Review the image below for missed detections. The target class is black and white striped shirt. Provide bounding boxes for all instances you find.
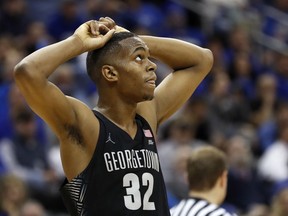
[170,197,238,216]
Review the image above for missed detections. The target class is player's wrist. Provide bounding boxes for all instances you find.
[68,34,86,54]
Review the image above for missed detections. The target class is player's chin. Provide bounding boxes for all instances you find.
[143,94,154,101]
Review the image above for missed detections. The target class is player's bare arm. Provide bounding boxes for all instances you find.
[14,20,116,180]
[139,36,213,128]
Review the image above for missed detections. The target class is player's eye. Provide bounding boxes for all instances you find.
[135,55,143,62]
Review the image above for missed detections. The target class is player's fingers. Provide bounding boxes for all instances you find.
[90,20,99,36]
[101,29,116,43]
[99,17,115,29]
[105,17,116,29]
[99,24,110,34]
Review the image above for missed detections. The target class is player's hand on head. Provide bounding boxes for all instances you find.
[98,17,129,33]
[115,25,130,33]
[73,19,116,52]
[99,16,116,31]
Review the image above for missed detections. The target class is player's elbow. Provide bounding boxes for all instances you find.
[14,61,34,82]
[202,48,214,74]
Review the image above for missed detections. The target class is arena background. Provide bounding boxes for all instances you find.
[0,0,288,215]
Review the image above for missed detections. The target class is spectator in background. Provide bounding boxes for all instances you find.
[0,0,32,37]
[250,73,278,152]
[46,0,84,42]
[0,174,28,216]
[49,63,92,106]
[163,2,206,46]
[228,51,256,100]
[122,0,165,35]
[224,134,268,215]
[19,200,47,216]
[23,21,52,54]
[80,0,103,21]
[258,123,288,183]
[170,146,238,216]
[207,71,250,138]
[0,82,46,148]
[181,97,212,143]
[158,116,208,204]
[0,0,287,214]
[0,36,14,83]
[0,108,64,213]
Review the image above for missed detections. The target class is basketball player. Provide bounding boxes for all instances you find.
[170,146,238,216]
[14,17,213,215]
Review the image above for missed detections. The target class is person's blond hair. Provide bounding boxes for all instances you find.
[187,146,228,191]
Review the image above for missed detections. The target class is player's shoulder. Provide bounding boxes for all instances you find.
[136,100,157,133]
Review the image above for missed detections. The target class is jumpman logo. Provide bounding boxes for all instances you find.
[106,133,115,144]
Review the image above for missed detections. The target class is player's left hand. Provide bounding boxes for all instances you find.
[73,18,116,52]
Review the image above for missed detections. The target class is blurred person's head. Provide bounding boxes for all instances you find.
[20,200,46,216]
[230,52,253,79]
[187,146,228,205]
[84,0,102,17]
[185,97,209,122]
[0,174,27,211]
[0,36,13,61]
[3,48,24,82]
[11,108,37,140]
[229,26,250,53]
[225,134,253,170]
[246,204,270,216]
[3,0,26,16]
[256,73,277,98]
[24,21,51,53]
[168,116,195,144]
[210,71,231,98]
[207,35,226,69]
[8,82,26,110]
[165,3,188,30]
[61,0,78,20]
[49,63,76,96]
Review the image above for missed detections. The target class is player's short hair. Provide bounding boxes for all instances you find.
[187,146,227,191]
[86,31,137,83]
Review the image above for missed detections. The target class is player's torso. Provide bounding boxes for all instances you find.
[61,111,170,216]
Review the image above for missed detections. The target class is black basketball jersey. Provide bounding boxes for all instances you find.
[60,110,170,216]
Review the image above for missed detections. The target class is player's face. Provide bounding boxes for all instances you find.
[116,37,157,102]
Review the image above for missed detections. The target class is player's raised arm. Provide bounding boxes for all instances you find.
[140,36,213,125]
[13,20,115,137]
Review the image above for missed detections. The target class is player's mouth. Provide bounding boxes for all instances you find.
[145,75,157,87]
[146,80,156,87]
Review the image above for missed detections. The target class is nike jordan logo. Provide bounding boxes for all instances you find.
[106,133,115,144]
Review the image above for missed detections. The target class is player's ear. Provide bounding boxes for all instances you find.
[219,170,228,188]
[102,65,118,82]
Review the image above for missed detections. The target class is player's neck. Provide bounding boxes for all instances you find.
[96,100,137,132]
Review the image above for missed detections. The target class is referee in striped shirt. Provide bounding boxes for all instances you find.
[170,146,238,216]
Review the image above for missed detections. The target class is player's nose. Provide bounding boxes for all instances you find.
[147,59,157,72]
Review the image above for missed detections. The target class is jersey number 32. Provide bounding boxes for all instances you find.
[123,172,156,210]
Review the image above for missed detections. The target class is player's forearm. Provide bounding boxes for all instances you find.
[140,36,213,72]
[14,35,83,80]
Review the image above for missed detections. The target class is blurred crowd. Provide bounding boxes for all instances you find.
[0,0,288,215]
